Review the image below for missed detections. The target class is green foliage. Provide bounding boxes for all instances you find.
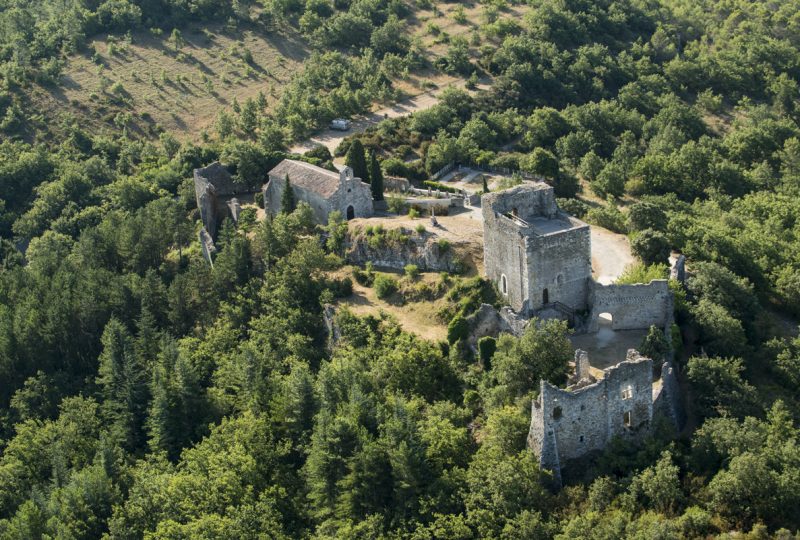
[280,174,296,214]
[478,336,497,367]
[687,356,757,418]
[447,314,469,345]
[615,262,668,284]
[631,229,671,266]
[404,264,419,279]
[486,319,572,406]
[368,151,384,201]
[585,203,626,233]
[639,326,670,363]
[4,0,800,536]
[345,139,369,184]
[373,274,399,300]
[423,180,459,194]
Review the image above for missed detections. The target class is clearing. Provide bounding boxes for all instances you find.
[334,267,449,342]
[37,23,308,140]
[591,226,635,284]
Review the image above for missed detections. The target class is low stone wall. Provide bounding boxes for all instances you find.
[345,232,461,272]
[587,280,673,333]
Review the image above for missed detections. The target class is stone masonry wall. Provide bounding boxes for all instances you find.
[482,214,529,312]
[528,351,654,483]
[587,280,673,332]
[527,220,592,312]
[264,172,373,224]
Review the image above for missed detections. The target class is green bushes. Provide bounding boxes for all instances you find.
[423,180,459,194]
[374,274,399,300]
[478,336,497,367]
[404,264,420,279]
[447,314,469,344]
[586,203,627,233]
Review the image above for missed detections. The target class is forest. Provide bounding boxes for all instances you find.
[1,0,800,538]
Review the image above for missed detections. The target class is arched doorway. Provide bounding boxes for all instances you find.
[346,205,355,220]
[598,312,613,329]
[542,288,549,304]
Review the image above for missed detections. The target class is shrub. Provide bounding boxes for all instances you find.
[374,274,399,299]
[586,204,626,233]
[631,229,671,266]
[557,198,588,218]
[423,180,459,194]
[353,266,374,286]
[447,314,469,344]
[437,239,451,252]
[408,207,419,219]
[404,264,420,279]
[415,224,426,235]
[478,336,497,368]
[387,195,407,214]
[616,262,668,284]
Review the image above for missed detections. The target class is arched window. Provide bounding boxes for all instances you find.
[500,274,508,295]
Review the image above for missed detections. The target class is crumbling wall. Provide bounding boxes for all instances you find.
[194,162,247,239]
[653,360,686,432]
[587,280,673,333]
[463,303,529,346]
[528,351,654,484]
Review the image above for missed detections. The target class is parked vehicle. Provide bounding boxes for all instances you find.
[330,118,351,131]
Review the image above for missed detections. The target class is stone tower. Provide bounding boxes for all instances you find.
[482,183,592,316]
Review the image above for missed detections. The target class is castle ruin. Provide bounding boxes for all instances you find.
[528,349,684,485]
[481,183,682,481]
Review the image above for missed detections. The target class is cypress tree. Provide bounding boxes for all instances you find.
[345,139,369,183]
[368,151,384,201]
[281,173,295,214]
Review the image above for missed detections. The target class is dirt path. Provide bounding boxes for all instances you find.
[591,226,635,284]
[289,80,478,155]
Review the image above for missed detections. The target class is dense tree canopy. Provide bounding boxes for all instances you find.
[1,0,800,537]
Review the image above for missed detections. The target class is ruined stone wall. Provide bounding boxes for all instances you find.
[528,352,654,481]
[653,360,685,431]
[527,221,592,312]
[482,183,558,221]
[587,280,673,332]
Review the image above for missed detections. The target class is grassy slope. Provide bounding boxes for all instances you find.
[29,2,528,143]
[32,22,307,141]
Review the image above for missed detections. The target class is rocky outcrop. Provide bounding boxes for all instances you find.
[345,231,462,272]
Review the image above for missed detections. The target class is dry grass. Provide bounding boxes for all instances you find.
[35,23,307,140]
[333,267,449,342]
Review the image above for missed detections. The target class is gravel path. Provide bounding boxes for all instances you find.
[591,226,635,284]
[289,82,479,155]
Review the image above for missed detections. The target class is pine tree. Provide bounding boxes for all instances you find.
[368,151,384,201]
[97,318,147,449]
[345,139,369,183]
[281,174,296,214]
